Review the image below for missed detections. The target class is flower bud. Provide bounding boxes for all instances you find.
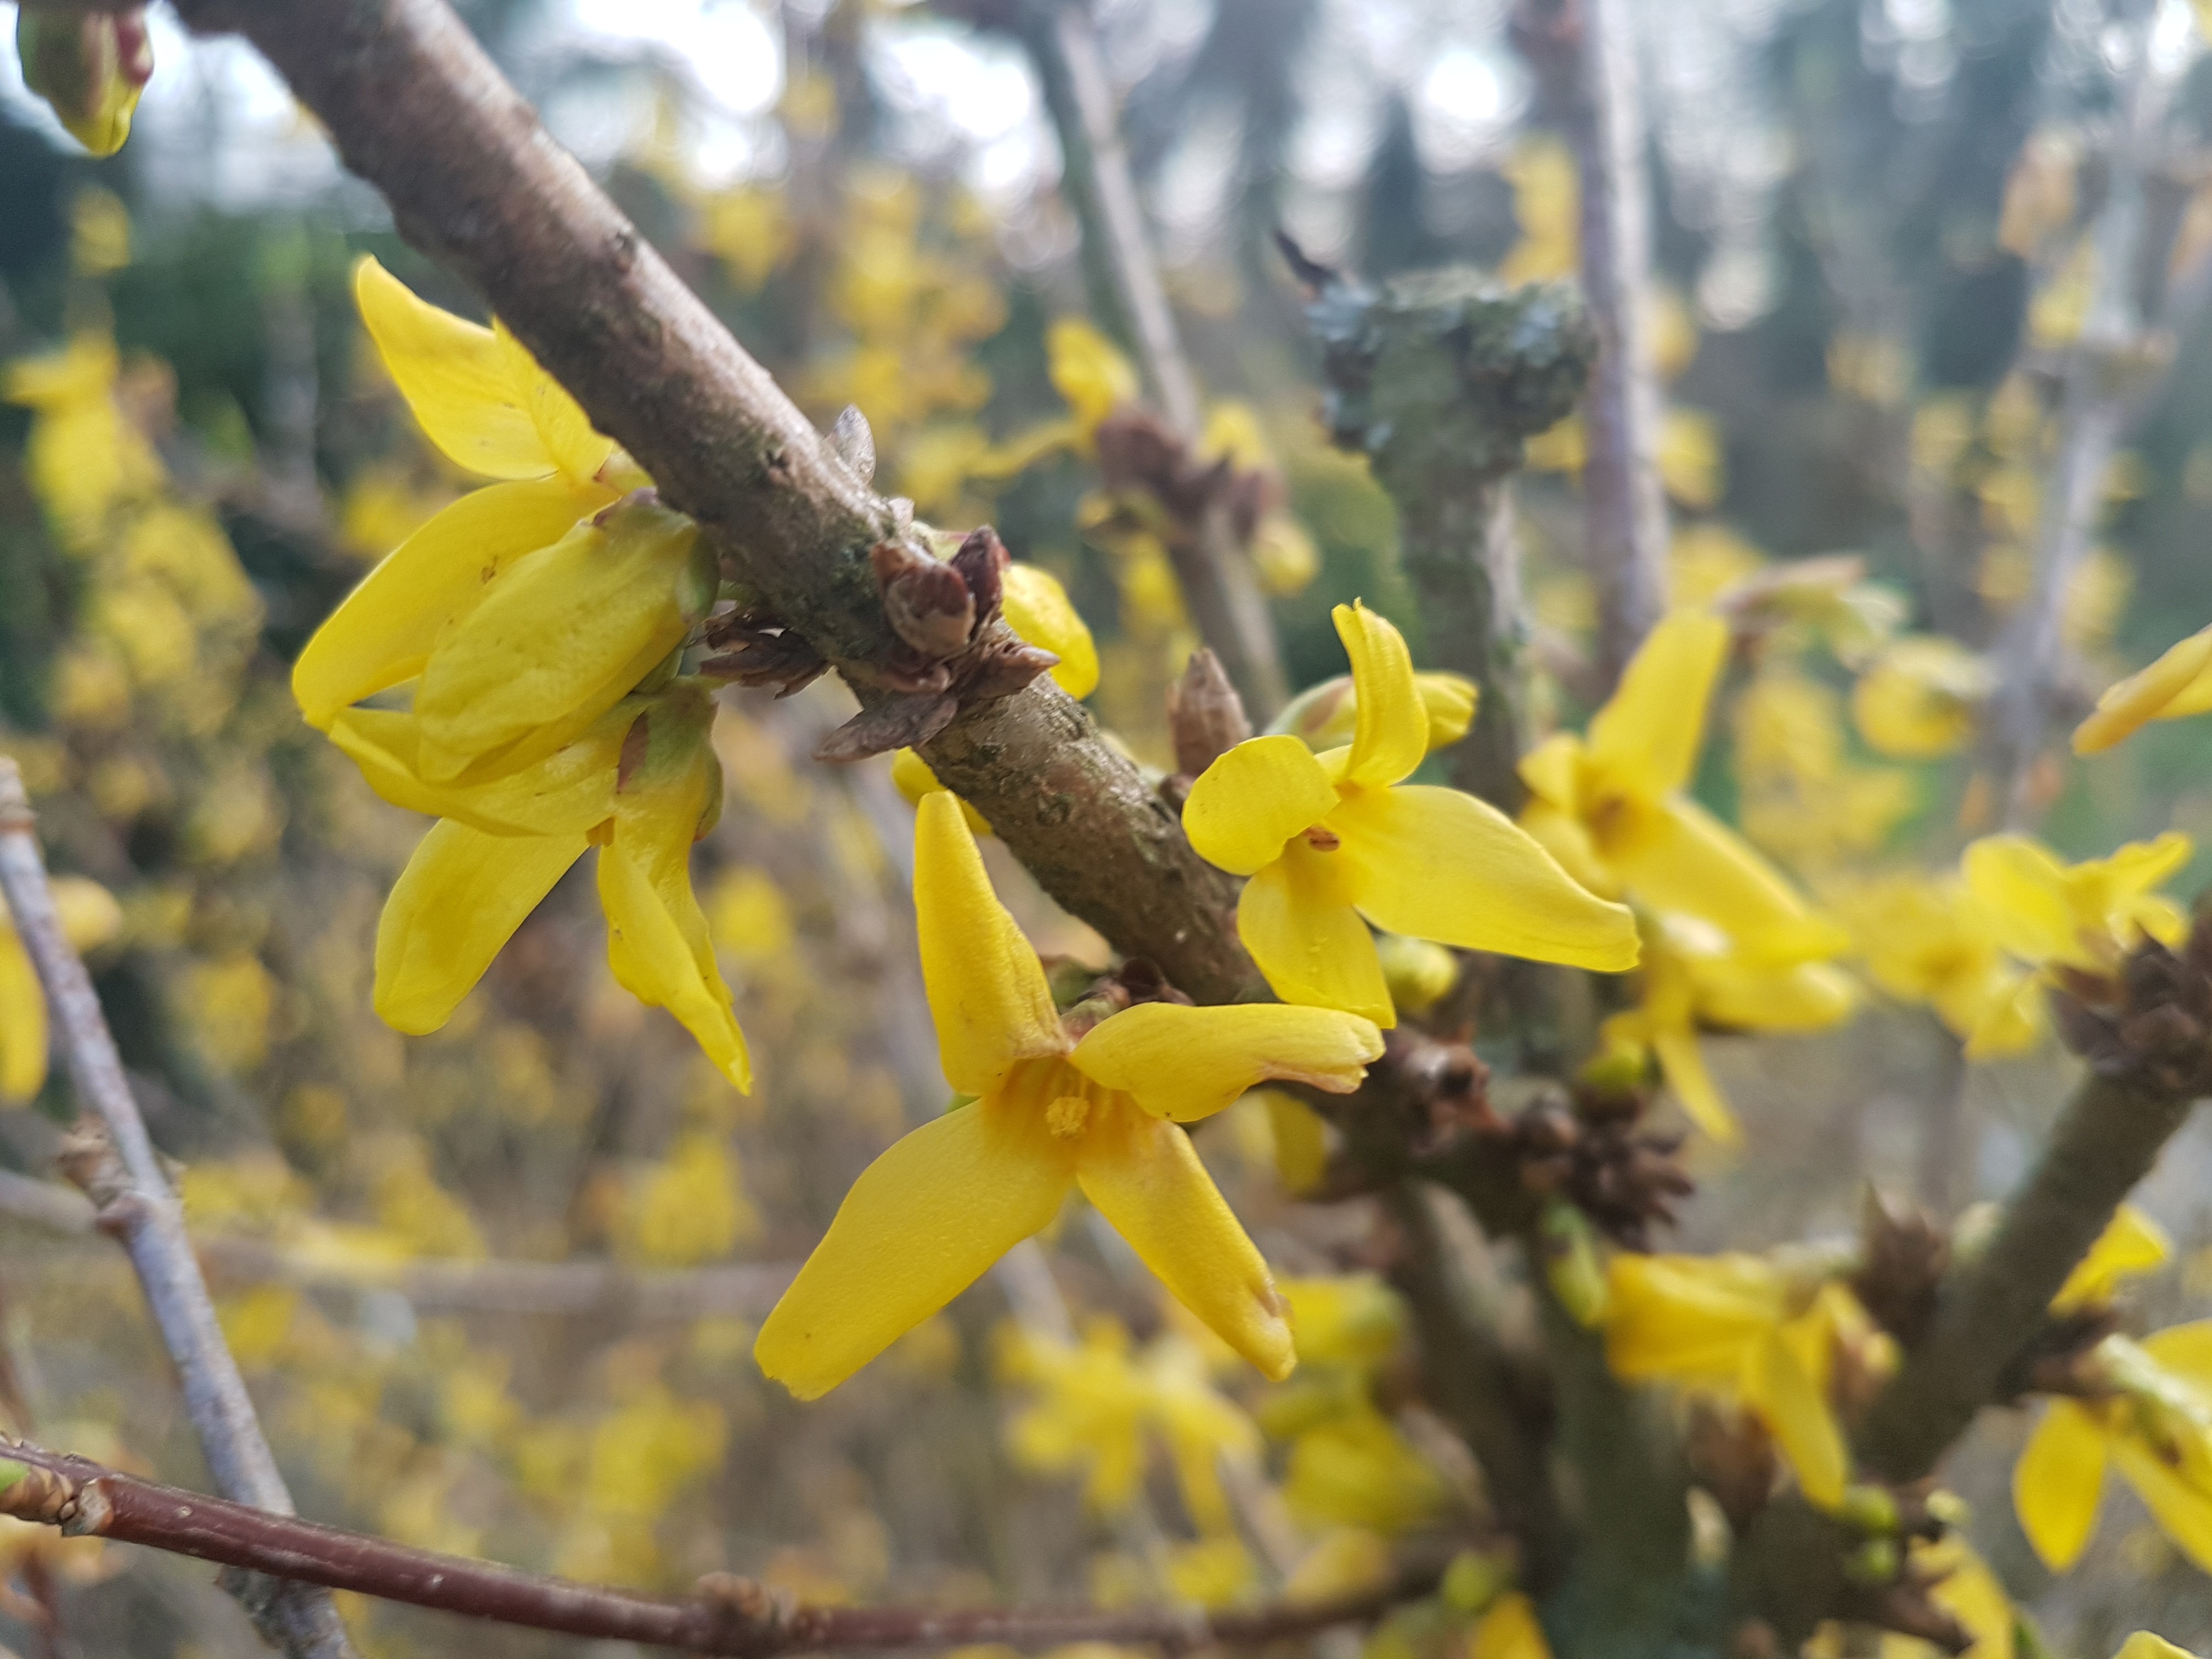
[1167,649,1251,776]
[16,9,153,157]
[873,540,975,660]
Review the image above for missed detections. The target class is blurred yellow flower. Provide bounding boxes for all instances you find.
[754,792,1383,1397]
[1836,874,2040,1057]
[1283,1407,1449,1533]
[1962,831,2190,974]
[1187,603,1635,1025]
[1605,1252,1863,1508]
[1853,637,1993,759]
[626,1131,759,1267]
[2,331,165,548]
[1000,562,1101,700]
[1048,317,1140,444]
[1659,409,1724,510]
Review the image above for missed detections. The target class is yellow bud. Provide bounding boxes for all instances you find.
[16,9,153,157]
[1375,934,1458,1015]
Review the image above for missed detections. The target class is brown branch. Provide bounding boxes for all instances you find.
[171,0,1261,1006]
[0,1434,1439,1655]
[1008,1,1288,716]
[0,761,356,1659]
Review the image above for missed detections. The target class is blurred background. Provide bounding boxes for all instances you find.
[5,0,2212,1652]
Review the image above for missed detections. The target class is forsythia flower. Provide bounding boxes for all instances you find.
[1519,611,1842,960]
[2015,1325,2212,1573]
[1962,831,2191,974]
[1,332,165,548]
[1049,317,1139,447]
[0,877,123,1102]
[1000,562,1101,701]
[1601,913,1857,1143]
[1605,1252,1867,1508]
[1002,1320,1261,1532]
[1837,875,2041,1058]
[2074,622,2212,754]
[1852,636,1993,759]
[292,256,639,733]
[1184,603,1636,1025]
[753,792,1384,1397]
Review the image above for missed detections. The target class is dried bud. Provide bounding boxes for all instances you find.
[1850,1187,1949,1350]
[814,691,958,763]
[16,8,152,158]
[957,634,1060,702]
[1167,649,1252,776]
[950,526,1009,619]
[873,541,975,660]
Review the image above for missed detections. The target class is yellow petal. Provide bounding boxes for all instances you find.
[1694,960,1859,1032]
[754,1097,1076,1398]
[1417,673,1479,751]
[891,748,992,834]
[1962,836,2079,966]
[1001,562,1100,699]
[1334,603,1429,789]
[2054,1206,2170,1313]
[2013,1400,2108,1571]
[1471,1594,1553,1659]
[0,926,48,1104]
[2112,1427,2212,1573]
[1237,841,1394,1026]
[1747,1327,1846,1507]
[2138,1320,2212,1383]
[291,478,609,727]
[1605,1252,1780,1382]
[2075,625,2212,754]
[373,821,586,1034]
[1588,610,1728,802]
[492,318,616,484]
[1652,1024,1738,1143]
[1615,798,1843,962]
[1519,731,1585,813]
[1075,1097,1295,1379]
[413,500,701,775]
[913,792,1067,1094]
[1071,1002,1382,1122]
[1331,785,1639,972]
[356,255,580,481]
[599,782,752,1094]
[2112,1637,2203,1659]
[1519,799,1620,901]
[1183,736,1340,877]
[327,706,623,837]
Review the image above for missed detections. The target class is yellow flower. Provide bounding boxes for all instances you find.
[1048,317,1139,445]
[342,682,752,1091]
[0,877,122,1103]
[1836,874,2040,1058]
[292,256,637,732]
[1962,831,2191,974]
[753,792,1384,1397]
[2075,623,2212,754]
[1605,1252,1862,1508]
[1519,611,1843,960]
[1185,603,1635,1025]
[999,562,1100,699]
[1002,1319,1154,1514]
[1,331,165,546]
[1853,637,1993,759]
[1282,1406,1449,1533]
[2015,1324,2212,1573]
[1601,913,1857,1143]
[1272,669,1478,758]
[1278,1274,1403,1374]
[1471,1594,1553,1659]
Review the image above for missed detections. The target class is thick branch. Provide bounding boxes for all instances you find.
[1016,0,1289,716]
[1570,0,1669,693]
[0,761,354,1659]
[172,0,1259,1004]
[0,1435,1437,1655]
[1856,1064,2197,1480]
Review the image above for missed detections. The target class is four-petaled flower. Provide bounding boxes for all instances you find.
[1182,602,1638,1025]
[1518,610,1842,960]
[1963,831,2192,974]
[753,792,1385,1398]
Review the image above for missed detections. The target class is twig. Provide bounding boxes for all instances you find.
[1980,0,2186,827]
[171,0,1261,1008]
[1568,0,1670,692]
[0,761,356,1659]
[1297,265,1592,810]
[1856,1064,2198,1480]
[1014,0,1289,717]
[0,1434,1440,1655]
